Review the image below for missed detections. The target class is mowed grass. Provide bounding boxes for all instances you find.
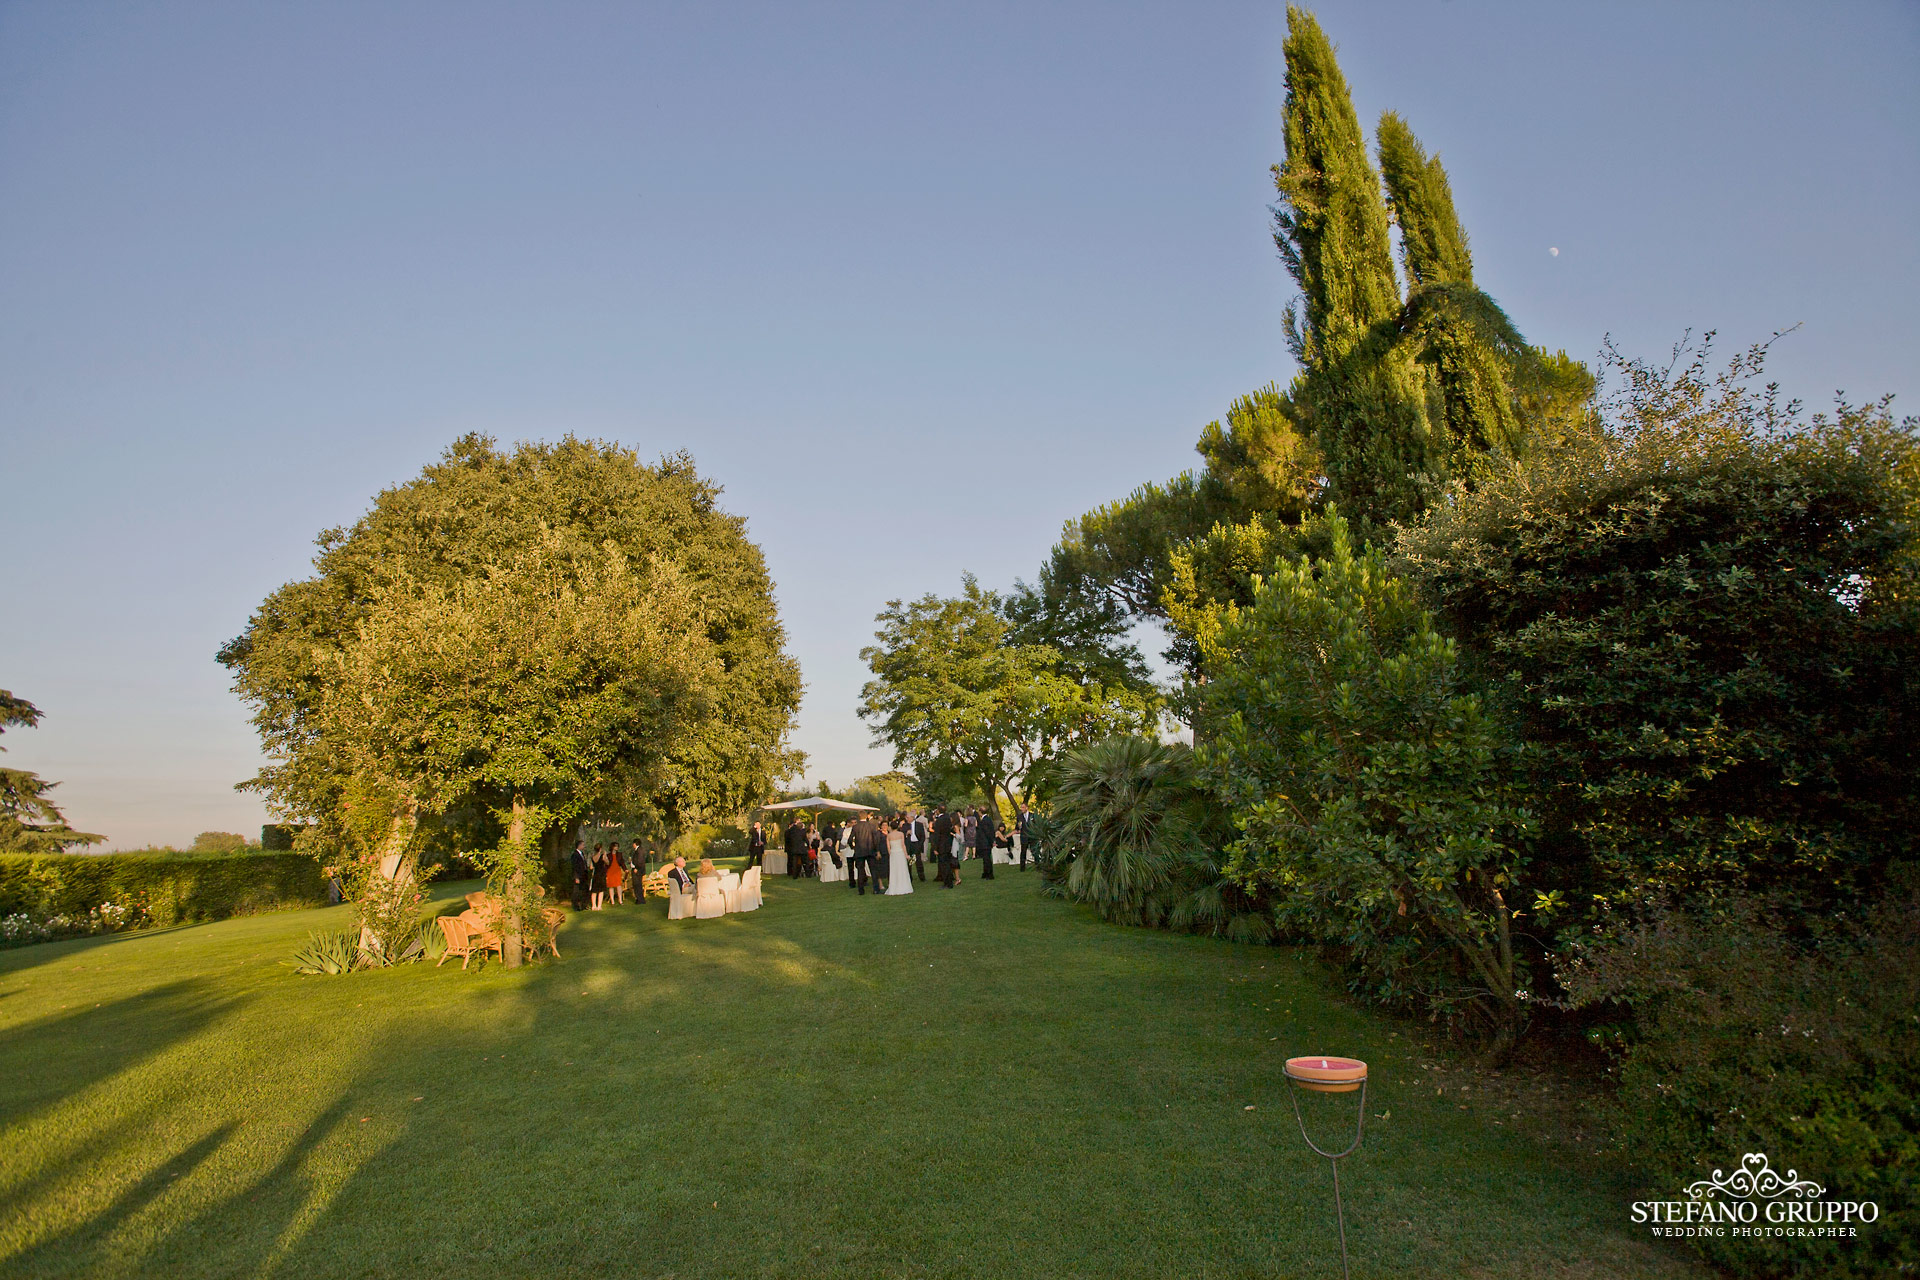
[0,868,1708,1279]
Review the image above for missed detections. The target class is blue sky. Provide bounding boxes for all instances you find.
[3,1,1915,848]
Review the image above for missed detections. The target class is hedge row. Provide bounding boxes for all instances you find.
[0,851,328,926]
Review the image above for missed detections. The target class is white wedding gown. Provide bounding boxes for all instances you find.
[885,832,913,894]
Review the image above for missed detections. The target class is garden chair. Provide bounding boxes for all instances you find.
[694,874,725,919]
[456,908,503,961]
[435,914,500,969]
[667,879,692,920]
[737,866,762,911]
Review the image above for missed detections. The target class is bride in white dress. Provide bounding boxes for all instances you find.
[884,821,913,895]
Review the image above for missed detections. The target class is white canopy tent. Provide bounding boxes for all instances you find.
[757,797,876,878]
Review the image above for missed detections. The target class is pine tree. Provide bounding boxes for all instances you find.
[1271,5,1432,528]
[0,690,104,852]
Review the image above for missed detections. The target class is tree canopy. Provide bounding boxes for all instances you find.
[858,577,1158,814]
[220,435,803,915]
[1043,5,1591,650]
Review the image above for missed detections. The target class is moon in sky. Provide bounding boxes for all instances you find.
[1549,247,1560,257]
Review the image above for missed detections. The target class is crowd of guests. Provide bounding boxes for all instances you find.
[563,803,1040,912]
[567,840,657,911]
[745,803,1037,893]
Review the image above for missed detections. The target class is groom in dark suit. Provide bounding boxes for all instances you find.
[848,814,880,895]
[906,811,928,881]
[974,807,997,880]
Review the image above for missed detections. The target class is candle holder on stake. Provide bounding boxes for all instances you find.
[1283,1055,1369,1280]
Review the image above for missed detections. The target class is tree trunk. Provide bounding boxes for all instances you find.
[503,794,526,969]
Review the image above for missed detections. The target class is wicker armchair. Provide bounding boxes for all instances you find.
[436,914,502,968]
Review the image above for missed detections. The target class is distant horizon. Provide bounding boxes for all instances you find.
[5,1,1915,848]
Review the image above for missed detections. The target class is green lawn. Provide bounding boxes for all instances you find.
[0,868,1708,1279]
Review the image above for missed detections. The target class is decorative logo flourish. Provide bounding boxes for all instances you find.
[1684,1153,1825,1202]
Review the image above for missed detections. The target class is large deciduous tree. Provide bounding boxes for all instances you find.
[220,435,802,964]
[858,577,1157,814]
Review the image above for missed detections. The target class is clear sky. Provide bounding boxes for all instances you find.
[3,1,1915,849]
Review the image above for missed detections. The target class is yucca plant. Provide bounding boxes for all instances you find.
[290,929,361,975]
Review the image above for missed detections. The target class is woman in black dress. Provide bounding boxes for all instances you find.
[590,844,609,910]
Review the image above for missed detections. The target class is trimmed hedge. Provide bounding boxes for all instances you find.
[0,851,327,926]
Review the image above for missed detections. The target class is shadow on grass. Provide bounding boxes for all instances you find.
[0,977,248,1125]
[0,873,1711,1280]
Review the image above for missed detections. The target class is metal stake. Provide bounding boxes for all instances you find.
[1284,1060,1368,1280]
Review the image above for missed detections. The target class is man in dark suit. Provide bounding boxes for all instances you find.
[848,814,878,895]
[1016,803,1034,871]
[783,818,808,878]
[906,811,928,881]
[570,841,592,910]
[974,806,997,879]
[666,855,696,897]
[932,807,956,887]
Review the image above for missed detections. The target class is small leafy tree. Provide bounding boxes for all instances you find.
[1194,511,1533,1053]
[858,577,1158,813]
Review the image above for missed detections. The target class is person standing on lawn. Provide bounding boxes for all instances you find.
[974,807,996,880]
[747,822,767,870]
[606,842,627,904]
[570,841,592,911]
[784,817,808,879]
[906,810,928,881]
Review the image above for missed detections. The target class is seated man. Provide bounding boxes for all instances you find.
[667,855,695,897]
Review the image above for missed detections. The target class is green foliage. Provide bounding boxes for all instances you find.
[859,576,1159,812]
[1036,736,1270,942]
[0,690,103,853]
[1397,334,1920,937]
[221,434,802,851]
[1559,890,1919,1279]
[259,824,304,851]
[0,851,325,927]
[289,929,360,976]
[220,435,803,965]
[190,831,257,853]
[1194,510,1532,1048]
[2,900,149,949]
[1045,11,1587,637]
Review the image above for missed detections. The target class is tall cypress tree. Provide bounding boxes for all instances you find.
[1271,7,1400,365]
[1272,6,1432,528]
[1376,111,1525,466]
[1375,111,1472,288]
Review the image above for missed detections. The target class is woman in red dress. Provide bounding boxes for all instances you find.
[605,841,626,904]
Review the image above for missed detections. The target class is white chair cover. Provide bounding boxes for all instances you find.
[818,850,845,883]
[738,866,762,911]
[694,875,725,919]
[719,870,741,913]
[667,882,692,920]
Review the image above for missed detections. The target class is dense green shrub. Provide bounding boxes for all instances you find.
[1560,888,1919,1278]
[0,850,326,927]
[1035,736,1270,943]
[1188,510,1533,1050]
[1398,337,1920,939]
